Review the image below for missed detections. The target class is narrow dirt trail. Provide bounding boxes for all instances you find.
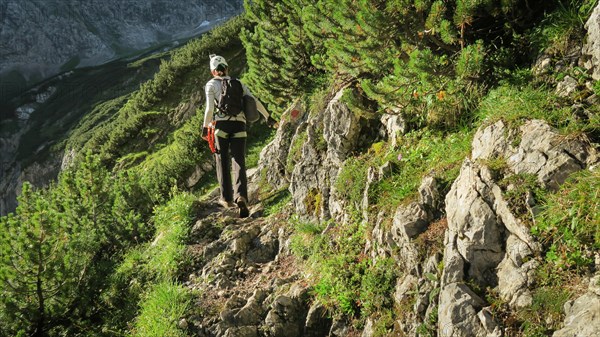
[179,172,321,337]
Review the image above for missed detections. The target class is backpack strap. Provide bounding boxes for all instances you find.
[213,78,229,119]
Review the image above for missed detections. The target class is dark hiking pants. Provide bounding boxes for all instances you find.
[214,121,247,203]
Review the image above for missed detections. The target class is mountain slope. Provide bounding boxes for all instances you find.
[1,1,599,336]
[0,0,243,98]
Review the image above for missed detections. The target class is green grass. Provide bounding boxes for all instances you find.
[477,85,566,127]
[529,0,597,56]
[334,127,472,213]
[262,188,292,217]
[290,218,398,321]
[533,169,600,269]
[101,191,197,334]
[132,281,190,337]
[517,286,572,336]
[369,128,472,211]
[146,191,196,279]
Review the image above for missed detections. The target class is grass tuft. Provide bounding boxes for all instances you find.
[132,281,190,337]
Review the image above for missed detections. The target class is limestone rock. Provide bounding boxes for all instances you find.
[256,99,307,192]
[472,119,597,190]
[438,283,496,337]
[323,89,364,165]
[419,176,442,213]
[582,2,600,80]
[304,302,332,337]
[290,87,380,222]
[496,235,538,308]
[445,160,504,286]
[264,294,307,337]
[380,113,407,147]
[361,318,375,337]
[556,75,579,97]
[553,275,600,337]
[439,118,600,335]
[392,201,432,240]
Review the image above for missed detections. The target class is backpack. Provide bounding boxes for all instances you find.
[216,78,244,117]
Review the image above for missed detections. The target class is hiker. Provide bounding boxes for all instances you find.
[202,54,277,218]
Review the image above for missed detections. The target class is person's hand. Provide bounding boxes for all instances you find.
[201,127,209,141]
[267,116,279,129]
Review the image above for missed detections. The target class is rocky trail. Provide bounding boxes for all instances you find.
[179,171,338,337]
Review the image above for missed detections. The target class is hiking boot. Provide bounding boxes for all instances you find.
[236,197,250,218]
[218,198,235,208]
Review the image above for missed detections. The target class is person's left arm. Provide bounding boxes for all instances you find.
[242,83,278,128]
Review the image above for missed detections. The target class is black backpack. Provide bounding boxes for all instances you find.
[216,78,244,117]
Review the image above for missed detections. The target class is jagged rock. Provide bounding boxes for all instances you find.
[264,294,307,337]
[473,120,598,189]
[246,227,279,263]
[392,201,432,240]
[290,88,380,222]
[582,2,600,80]
[553,275,600,337]
[419,176,442,213]
[368,211,396,259]
[329,318,351,337]
[323,90,364,164]
[445,160,504,286]
[256,99,307,192]
[496,235,538,308]
[223,326,259,337]
[233,290,269,326]
[304,302,332,337]
[394,274,418,305]
[440,119,599,335]
[533,54,553,75]
[511,121,594,189]
[361,318,375,337]
[556,75,579,97]
[380,113,407,148]
[438,283,497,337]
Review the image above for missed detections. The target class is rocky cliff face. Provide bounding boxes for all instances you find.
[0,0,242,82]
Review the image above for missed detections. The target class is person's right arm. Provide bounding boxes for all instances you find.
[203,80,216,128]
[202,80,216,139]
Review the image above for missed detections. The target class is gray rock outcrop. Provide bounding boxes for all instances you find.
[582,2,600,80]
[553,275,600,337]
[439,119,598,336]
[255,99,307,194]
[287,88,381,222]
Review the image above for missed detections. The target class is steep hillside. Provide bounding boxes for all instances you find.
[1,1,599,337]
